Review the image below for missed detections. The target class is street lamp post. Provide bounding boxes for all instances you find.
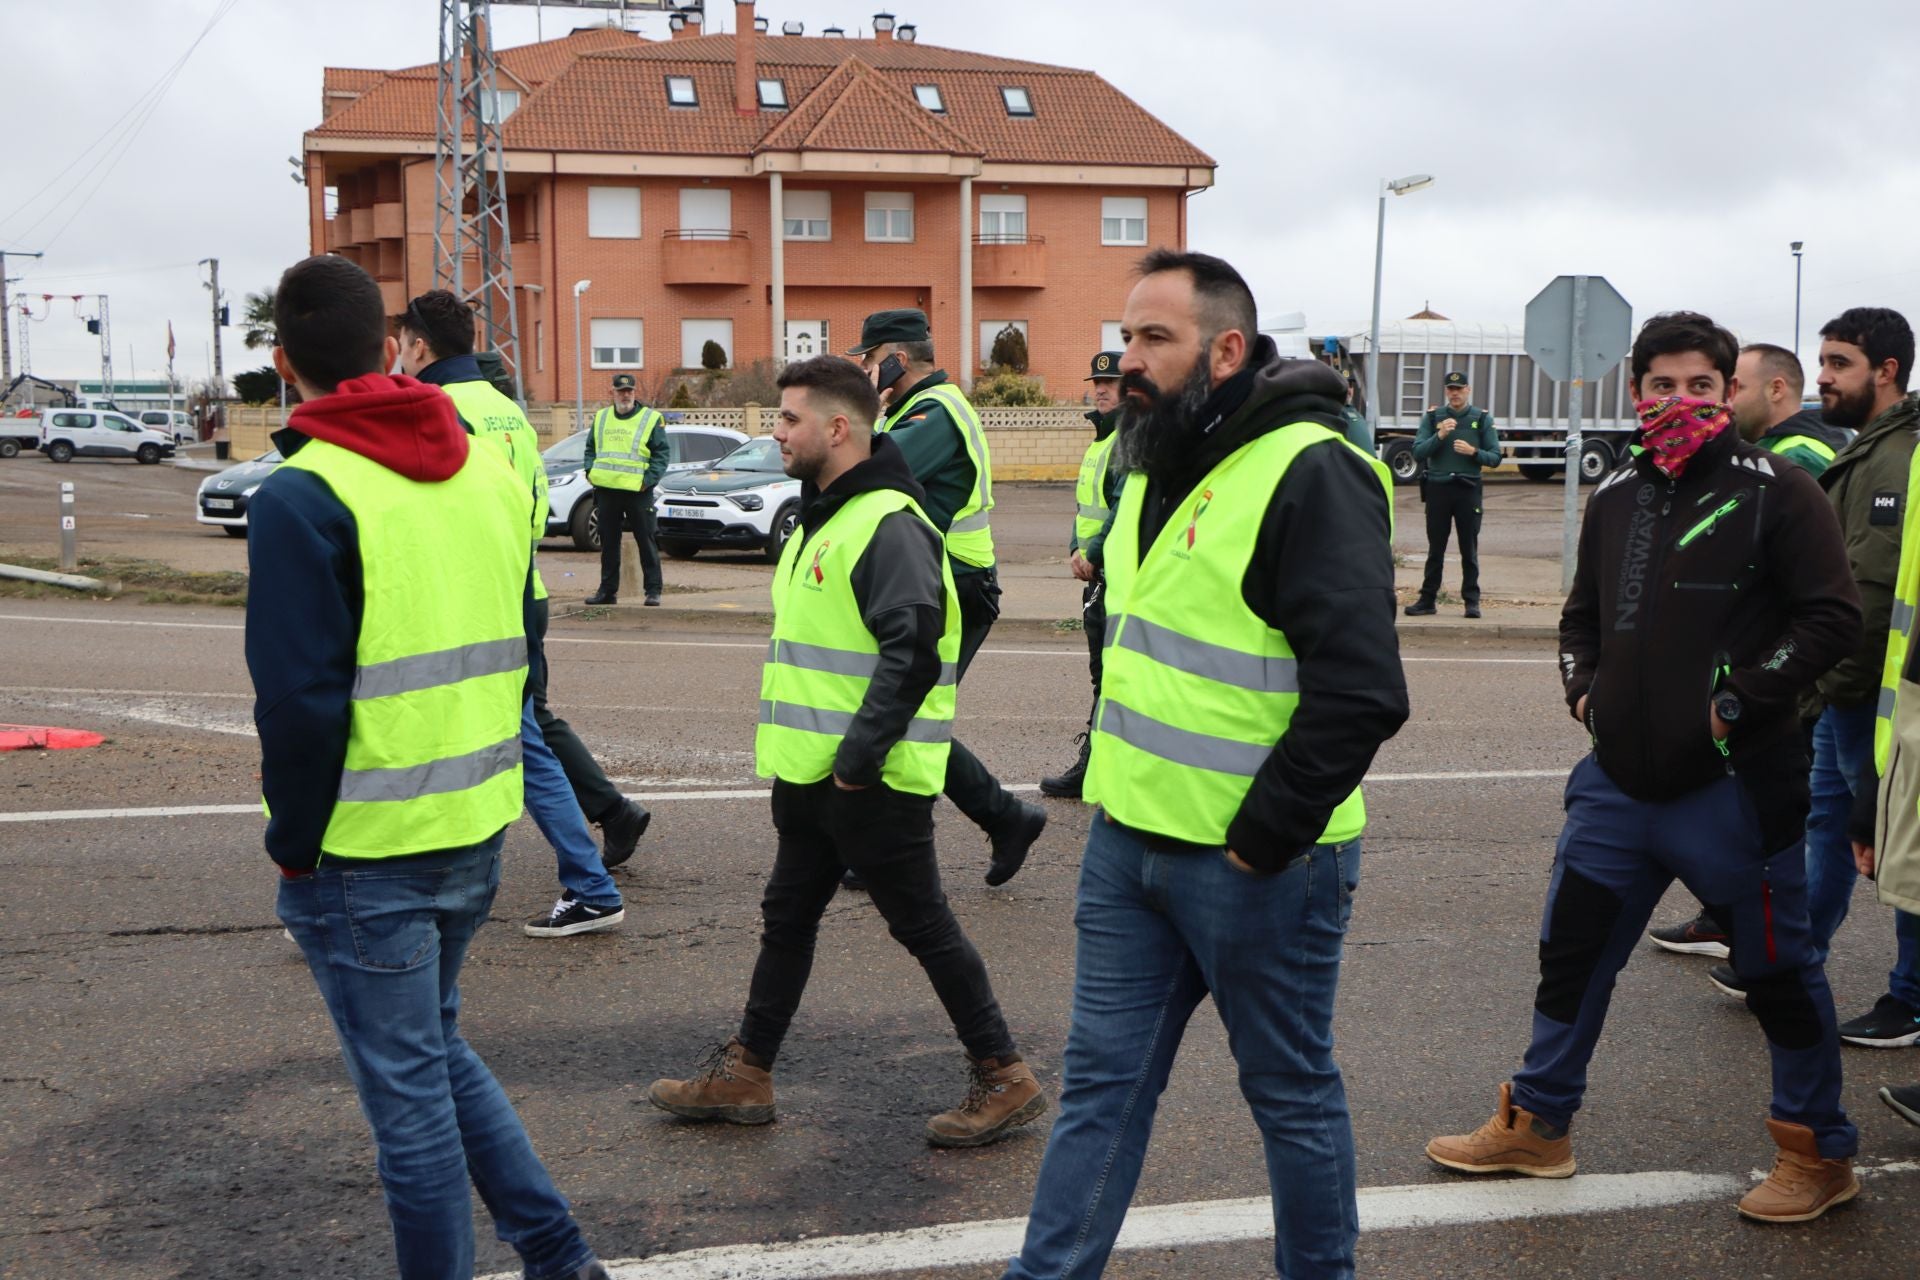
[1791,241,1805,356]
[572,279,591,440]
[1365,175,1435,438]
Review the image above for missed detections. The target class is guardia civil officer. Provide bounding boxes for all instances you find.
[648,355,1046,1148]
[848,309,1046,885]
[1041,350,1124,799]
[1405,371,1500,619]
[583,373,670,607]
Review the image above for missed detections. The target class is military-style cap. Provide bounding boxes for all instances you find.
[1443,371,1470,388]
[846,308,930,355]
[611,373,637,390]
[1086,351,1123,381]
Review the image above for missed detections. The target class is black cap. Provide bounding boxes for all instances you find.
[1085,351,1123,381]
[611,373,636,390]
[1443,371,1469,388]
[846,308,930,355]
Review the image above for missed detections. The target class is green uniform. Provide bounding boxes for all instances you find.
[1411,403,1500,477]
[881,372,996,571]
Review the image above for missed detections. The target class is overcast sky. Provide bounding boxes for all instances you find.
[7,0,1920,387]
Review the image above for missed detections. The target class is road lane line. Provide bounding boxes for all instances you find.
[0,772,1568,825]
[481,1163,1920,1280]
[0,612,242,631]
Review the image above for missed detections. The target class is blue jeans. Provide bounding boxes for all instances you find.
[1006,817,1361,1280]
[522,698,620,909]
[1513,755,1857,1157]
[277,834,596,1280]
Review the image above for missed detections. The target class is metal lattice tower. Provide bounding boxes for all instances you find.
[15,302,31,380]
[434,1,523,399]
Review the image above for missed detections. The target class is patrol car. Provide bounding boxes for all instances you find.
[652,436,803,563]
[542,423,747,550]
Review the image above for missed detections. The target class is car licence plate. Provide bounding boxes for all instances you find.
[205,498,235,511]
[664,506,700,519]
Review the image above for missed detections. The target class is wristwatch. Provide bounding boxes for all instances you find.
[1713,691,1742,725]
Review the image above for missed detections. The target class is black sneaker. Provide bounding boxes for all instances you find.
[524,894,625,938]
[644,593,662,606]
[1708,963,1747,1000]
[1881,1083,1920,1126]
[585,591,617,605]
[1838,994,1920,1048]
[1463,603,1482,619]
[1039,733,1090,799]
[1648,911,1731,959]
[987,800,1046,887]
[1403,599,1438,617]
[600,798,651,869]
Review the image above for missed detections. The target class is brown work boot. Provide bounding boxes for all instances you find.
[646,1038,775,1125]
[925,1054,1047,1148]
[1736,1118,1859,1223]
[1426,1082,1576,1178]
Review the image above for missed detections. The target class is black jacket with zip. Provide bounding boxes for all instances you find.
[1559,426,1860,814]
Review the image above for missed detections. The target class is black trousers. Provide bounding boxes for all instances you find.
[945,566,1021,832]
[1081,574,1106,730]
[739,778,1017,1064]
[594,485,662,598]
[1418,478,1482,605]
[529,597,634,825]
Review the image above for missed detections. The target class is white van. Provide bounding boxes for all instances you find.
[138,409,196,444]
[39,409,177,464]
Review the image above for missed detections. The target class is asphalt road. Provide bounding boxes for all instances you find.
[3,600,1918,1280]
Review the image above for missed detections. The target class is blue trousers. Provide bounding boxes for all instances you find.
[521,698,620,909]
[1513,755,1857,1157]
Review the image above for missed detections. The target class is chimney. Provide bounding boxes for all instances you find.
[735,1,756,114]
[669,8,703,39]
[822,25,845,37]
[873,12,896,41]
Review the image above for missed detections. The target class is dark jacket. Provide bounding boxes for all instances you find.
[884,370,982,573]
[245,375,538,873]
[1816,394,1920,708]
[1559,426,1860,813]
[1412,402,1500,479]
[1756,407,1848,477]
[1071,407,1125,566]
[1126,338,1410,868]
[583,402,672,489]
[786,434,949,788]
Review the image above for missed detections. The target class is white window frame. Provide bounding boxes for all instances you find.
[587,186,642,239]
[865,191,914,243]
[1101,321,1125,353]
[680,319,735,371]
[980,319,1029,370]
[665,75,697,107]
[1001,86,1034,116]
[782,190,831,241]
[678,187,733,241]
[590,318,644,370]
[479,88,520,124]
[979,194,1028,244]
[913,84,944,112]
[758,78,787,110]
[1101,196,1148,247]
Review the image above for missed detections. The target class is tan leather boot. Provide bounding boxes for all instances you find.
[1737,1118,1859,1223]
[647,1038,775,1125]
[1426,1082,1576,1178]
[926,1054,1047,1148]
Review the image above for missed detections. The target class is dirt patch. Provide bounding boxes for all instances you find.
[0,551,248,606]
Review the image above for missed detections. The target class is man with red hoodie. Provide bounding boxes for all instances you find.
[250,256,607,1280]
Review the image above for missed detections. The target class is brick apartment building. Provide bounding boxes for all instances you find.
[303,3,1214,403]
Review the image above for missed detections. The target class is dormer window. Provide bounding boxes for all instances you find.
[914,84,944,113]
[758,78,788,109]
[1001,86,1033,116]
[666,76,697,107]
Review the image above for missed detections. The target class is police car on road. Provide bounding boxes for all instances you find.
[543,423,747,551]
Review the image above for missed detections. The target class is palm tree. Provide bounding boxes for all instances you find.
[241,290,276,352]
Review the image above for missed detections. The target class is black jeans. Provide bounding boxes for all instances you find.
[946,565,1021,832]
[1418,478,1482,605]
[528,597,634,825]
[594,485,662,598]
[739,778,1017,1064]
[1081,574,1106,730]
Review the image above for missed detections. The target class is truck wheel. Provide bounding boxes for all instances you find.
[569,501,601,552]
[762,502,799,564]
[47,441,73,463]
[0,438,18,459]
[136,443,162,465]
[1578,439,1615,484]
[1519,463,1562,482]
[1380,439,1421,486]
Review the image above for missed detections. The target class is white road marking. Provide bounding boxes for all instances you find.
[0,612,241,631]
[479,1162,1920,1280]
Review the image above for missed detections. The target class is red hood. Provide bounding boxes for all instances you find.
[286,374,468,482]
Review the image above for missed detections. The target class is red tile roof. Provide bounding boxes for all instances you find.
[757,58,983,157]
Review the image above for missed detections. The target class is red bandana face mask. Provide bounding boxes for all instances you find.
[1634,396,1731,479]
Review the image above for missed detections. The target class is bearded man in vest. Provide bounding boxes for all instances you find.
[583,372,670,606]
[849,309,1046,887]
[647,355,1046,1148]
[1004,251,1408,1280]
[1040,350,1125,799]
[398,290,643,937]
[250,256,608,1280]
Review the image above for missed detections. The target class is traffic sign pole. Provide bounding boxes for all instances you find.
[1563,276,1588,592]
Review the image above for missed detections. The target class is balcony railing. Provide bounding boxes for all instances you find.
[663,230,751,286]
[973,234,1047,288]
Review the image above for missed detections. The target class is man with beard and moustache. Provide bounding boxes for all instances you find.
[1428,311,1865,1224]
[848,309,1046,887]
[1649,342,1848,959]
[647,356,1045,1149]
[1001,252,1407,1280]
[1722,308,1920,1049]
[1040,351,1125,800]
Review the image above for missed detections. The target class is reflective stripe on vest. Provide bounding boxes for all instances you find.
[755,490,962,795]
[1084,425,1392,847]
[1875,448,1920,774]
[588,406,660,491]
[1074,434,1116,545]
[1765,433,1838,470]
[882,383,996,568]
[443,379,549,600]
[277,437,531,859]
